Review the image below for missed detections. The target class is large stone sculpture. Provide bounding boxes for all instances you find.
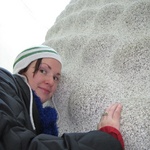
[44,0,150,149]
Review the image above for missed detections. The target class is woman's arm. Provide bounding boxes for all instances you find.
[0,68,123,150]
[100,126,124,149]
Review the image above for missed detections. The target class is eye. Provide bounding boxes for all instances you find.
[53,76,60,82]
[39,69,47,74]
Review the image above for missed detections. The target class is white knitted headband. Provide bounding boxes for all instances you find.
[13,45,62,74]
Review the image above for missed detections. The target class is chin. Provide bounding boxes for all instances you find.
[41,97,50,103]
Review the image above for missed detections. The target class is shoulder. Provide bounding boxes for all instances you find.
[0,67,30,111]
[0,67,28,95]
[0,67,13,79]
[0,67,16,87]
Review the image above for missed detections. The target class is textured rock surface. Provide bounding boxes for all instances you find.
[44,0,150,149]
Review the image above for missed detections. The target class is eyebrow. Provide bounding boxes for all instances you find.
[56,73,61,76]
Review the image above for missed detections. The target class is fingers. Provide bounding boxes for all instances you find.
[113,103,122,120]
[105,103,122,118]
[98,103,122,131]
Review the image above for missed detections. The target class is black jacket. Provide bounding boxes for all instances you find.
[0,68,122,150]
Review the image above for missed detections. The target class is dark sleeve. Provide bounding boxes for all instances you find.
[27,131,123,150]
[100,126,124,149]
[0,68,122,150]
[0,109,123,150]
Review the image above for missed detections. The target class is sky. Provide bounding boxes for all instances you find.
[0,0,70,72]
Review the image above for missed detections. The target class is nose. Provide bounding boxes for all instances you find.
[45,76,54,86]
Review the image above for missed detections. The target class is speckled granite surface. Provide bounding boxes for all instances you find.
[44,0,150,149]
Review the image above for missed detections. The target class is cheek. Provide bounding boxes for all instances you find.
[28,75,41,90]
[52,84,58,92]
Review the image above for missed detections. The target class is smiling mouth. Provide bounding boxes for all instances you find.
[39,87,50,94]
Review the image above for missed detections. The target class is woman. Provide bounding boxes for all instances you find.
[0,45,124,150]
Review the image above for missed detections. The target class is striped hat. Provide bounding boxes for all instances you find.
[13,45,62,74]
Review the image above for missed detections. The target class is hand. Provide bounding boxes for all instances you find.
[97,103,123,131]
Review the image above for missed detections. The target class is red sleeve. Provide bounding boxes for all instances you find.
[100,126,124,150]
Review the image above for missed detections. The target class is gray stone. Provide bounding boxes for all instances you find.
[44,0,150,149]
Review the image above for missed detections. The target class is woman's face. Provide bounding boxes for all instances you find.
[24,58,61,103]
